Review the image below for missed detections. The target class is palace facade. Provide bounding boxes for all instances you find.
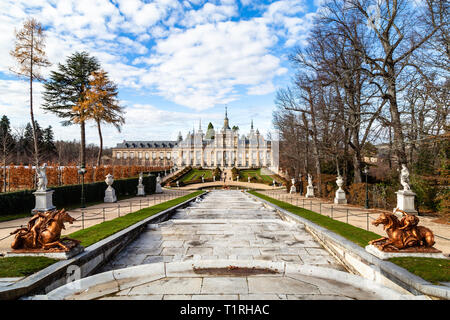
[176,109,278,171]
[111,109,278,172]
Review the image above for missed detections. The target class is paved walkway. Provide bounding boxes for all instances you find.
[258,190,450,256]
[0,189,192,254]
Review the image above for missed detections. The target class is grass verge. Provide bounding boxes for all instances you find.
[0,256,58,278]
[249,191,450,285]
[68,191,203,248]
[387,257,450,284]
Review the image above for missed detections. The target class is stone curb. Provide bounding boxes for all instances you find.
[247,192,450,300]
[0,192,206,300]
[27,260,423,300]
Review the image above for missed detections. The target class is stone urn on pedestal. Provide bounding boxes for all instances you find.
[33,163,56,213]
[104,174,117,203]
[334,174,347,204]
[289,178,296,194]
[137,172,145,196]
[395,164,417,215]
[305,174,315,198]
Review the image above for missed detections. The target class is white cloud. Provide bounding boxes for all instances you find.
[0,0,317,138]
[139,19,286,110]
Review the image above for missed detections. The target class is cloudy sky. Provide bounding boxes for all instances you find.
[0,0,322,147]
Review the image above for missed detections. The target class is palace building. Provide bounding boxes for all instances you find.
[111,108,279,172]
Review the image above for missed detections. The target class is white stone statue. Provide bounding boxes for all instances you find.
[307,174,313,187]
[306,174,314,198]
[400,164,410,191]
[202,176,204,183]
[336,175,344,191]
[155,173,163,193]
[137,172,145,196]
[395,164,417,215]
[176,180,179,187]
[36,163,48,191]
[33,163,55,212]
[248,176,251,183]
[291,178,296,185]
[104,173,117,202]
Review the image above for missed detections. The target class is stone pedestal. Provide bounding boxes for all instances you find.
[395,190,417,215]
[334,189,347,204]
[104,187,117,203]
[289,185,296,194]
[33,190,55,213]
[155,183,163,194]
[306,186,314,198]
[137,185,145,196]
[365,244,445,260]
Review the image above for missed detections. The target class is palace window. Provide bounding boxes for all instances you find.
[152,152,156,159]
[138,152,142,159]
[116,152,121,159]
[160,152,164,159]
[123,152,128,159]
[167,152,171,159]
[145,152,149,160]
[130,152,135,159]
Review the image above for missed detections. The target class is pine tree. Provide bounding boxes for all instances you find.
[42,125,57,161]
[42,51,100,168]
[0,115,15,192]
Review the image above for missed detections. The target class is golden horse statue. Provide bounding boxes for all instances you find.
[369,209,435,251]
[10,209,80,251]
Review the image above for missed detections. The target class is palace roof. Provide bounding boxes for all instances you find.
[115,140,178,149]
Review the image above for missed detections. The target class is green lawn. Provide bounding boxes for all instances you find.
[180,169,213,182]
[249,190,450,285]
[68,191,203,247]
[0,256,58,278]
[248,191,380,247]
[0,191,203,278]
[239,169,274,184]
[388,257,450,284]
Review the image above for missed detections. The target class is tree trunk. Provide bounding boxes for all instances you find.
[29,28,39,171]
[386,63,407,167]
[80,120,86,168]
[96,119,103,167]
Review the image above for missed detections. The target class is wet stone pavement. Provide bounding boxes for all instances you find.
[101,190,345,272]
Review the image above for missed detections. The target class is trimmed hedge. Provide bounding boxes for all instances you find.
[0,175,156,217]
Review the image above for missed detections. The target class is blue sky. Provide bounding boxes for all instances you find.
[0,0,322,147]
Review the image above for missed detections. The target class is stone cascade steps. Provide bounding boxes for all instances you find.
[100,190,346,273]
